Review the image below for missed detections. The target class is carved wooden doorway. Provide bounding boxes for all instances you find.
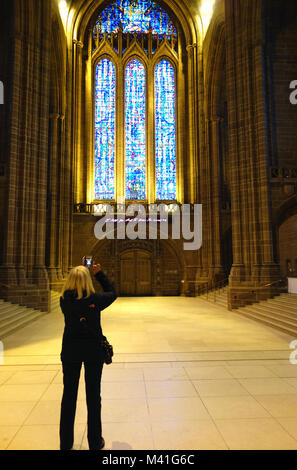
[120,249,152,296]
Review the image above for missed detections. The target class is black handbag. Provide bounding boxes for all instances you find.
[101,335,114,365]
[80,316,113,365]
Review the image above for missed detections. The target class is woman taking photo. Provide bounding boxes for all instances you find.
[59,263,117,451]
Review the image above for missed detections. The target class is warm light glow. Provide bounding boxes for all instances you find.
[93,204,108,215]
[199,0,215,36]
[58,0,69,29]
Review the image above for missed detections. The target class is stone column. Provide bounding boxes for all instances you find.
[225,0,280,309]
[209,116,225,279]
[47,113,60,284]
[186,43,198,204]
[0,0,51,310]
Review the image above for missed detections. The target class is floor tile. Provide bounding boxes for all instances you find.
[40,382,86,401]
[102,381,146,399]
[192,379,249,397]
[283,378,297,390]
[266,365,297,378]
[143,367,188,381]
[145,380,198,398]
[276,417,297,441]
[102,368,144,382]
[225,365,277,378]
[125,362,172,369]
[82,422,154,450]
[0,383,49,402]
[215,418,297,450]
[0,402,36,426]
[6,424,85,450]
[238,377,297,395]
[102,398,150,423]
[5,370,59,385]
[184,366,233,380]
[0,425,20,450]
[151,419,228,450]
[147,396,210,421]
[201,395,270,419]
[24,400,87,425]
[255,394,297,417]
[0,371,15,385]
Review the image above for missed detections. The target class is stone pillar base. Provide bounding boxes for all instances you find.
[227,285,284,311]
[227,263,283,309]
[31,266,49,289]
[49,280,65,293]
[47,267,58,283]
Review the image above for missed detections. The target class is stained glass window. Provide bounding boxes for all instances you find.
[94,58,116,200]
[93,0,176,36]
[155,60,176,200]
[125,59,146,200]
[93,1,178,202]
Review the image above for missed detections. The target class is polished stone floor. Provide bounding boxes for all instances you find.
[1,296,297,450]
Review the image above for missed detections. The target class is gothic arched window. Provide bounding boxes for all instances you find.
[155,59,176,200]
[91,0,179,202]
[125,59,146,200]
[94,58,116,200]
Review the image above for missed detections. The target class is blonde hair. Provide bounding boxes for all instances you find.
[61,265,95,300]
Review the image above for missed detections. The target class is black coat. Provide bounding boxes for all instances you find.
[60,270,117,362]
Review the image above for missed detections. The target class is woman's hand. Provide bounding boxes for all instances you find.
[91,263,101,275]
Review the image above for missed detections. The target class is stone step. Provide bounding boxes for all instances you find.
[0,306,39,326]
[270,296,297,307]
[0,297,48,339]
[200,290,228,308]
[0,303,33,317]
[264,303,297,315]
[0,290,64,338]
[236,308,297,337]
[0,311,45,339]
[238,305,297,329]
[0,307,43,329]
[200,288,297,336]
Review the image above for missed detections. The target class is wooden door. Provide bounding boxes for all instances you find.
[136,251,152,295]
[120,249,152,296]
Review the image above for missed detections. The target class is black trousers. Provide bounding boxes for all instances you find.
[59,360,104,450]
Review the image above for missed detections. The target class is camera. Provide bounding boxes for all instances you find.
[82,256,93,267]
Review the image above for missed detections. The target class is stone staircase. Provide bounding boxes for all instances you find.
[236,293,297,337]
[0,290,61,339]
[0,300,46,339]
[200,287,228,309]
[201,288,297,337]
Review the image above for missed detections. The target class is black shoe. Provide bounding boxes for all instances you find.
[90,437,105,451]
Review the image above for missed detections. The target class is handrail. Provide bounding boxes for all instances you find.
[261,278,287,288]
[198,276,288,303]
[197,277,229,301]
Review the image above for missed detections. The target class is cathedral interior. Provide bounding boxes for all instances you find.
[0,0,297,452]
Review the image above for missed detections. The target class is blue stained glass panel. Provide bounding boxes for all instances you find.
[93,0,176,36]
[94,58,116,200]
[125,59,146,200]
[155,60,176,200]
